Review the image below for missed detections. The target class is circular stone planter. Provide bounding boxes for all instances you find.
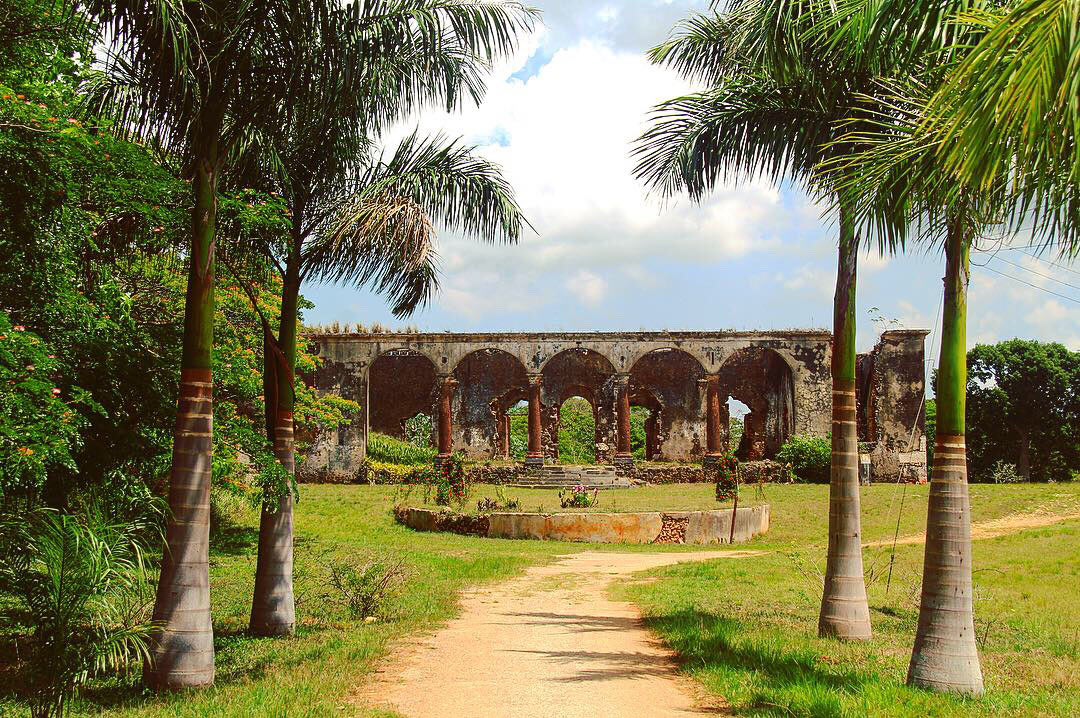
[394,505,769,545]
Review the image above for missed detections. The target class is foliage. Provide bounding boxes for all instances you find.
[0,506,156,717]
[965,340,1079,483]
[403,413,433,449]
[924,399,937,468]
[990,461,1022,485]
[776,435,831,484]
[556,397,596,464]
[0,312,87,500]
[367,432,436,466]
[559,485,599,509]
[476,486,520,513]
[431,453,468,508]
[319,552,409,620]
[709,449,739,502]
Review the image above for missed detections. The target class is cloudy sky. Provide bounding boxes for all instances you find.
[306,0,1080,354]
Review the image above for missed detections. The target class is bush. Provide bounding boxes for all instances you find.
[366,432,437,466]
[320,553,409,620]
[0,506,156,717]
[776,435,831,483]
[990,460,1022,484]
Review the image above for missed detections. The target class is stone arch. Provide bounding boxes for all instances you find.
[717,347,796,459]
[367,349,438,442]
[540,348,618,462]
[629,348,707,461]
[451,348,529,459]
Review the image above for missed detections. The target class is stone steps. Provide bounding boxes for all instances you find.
[506,464,633,490]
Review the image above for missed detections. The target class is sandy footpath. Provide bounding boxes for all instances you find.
[359,550,762,717]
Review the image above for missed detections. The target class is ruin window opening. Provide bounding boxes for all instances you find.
[726,398,750,455]
[557,395,597,465]
[368,349,437,444]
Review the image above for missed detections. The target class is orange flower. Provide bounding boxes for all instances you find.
[17,447,34,456]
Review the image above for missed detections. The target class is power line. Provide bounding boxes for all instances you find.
[992,256,1080,292]
[1022,249,1080,278]
[979,265,1080,305]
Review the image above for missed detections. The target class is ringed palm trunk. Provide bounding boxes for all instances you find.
[907,217,984,694]
[147,136,219,690]
[249,239,300,636]
[818,207,872,640]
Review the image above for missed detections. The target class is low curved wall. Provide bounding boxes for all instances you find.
[395,505,769,545]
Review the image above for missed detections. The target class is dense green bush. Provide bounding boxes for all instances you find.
[776,435,831,483]
[367,432,437,466]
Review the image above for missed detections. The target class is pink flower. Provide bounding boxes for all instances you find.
[13,325,25,331]
[51,388,61,395]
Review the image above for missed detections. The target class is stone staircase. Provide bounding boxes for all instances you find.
[507,464,634,490]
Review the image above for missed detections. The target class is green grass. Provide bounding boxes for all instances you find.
[5,482,1076,717]
[365,432,436,466]
[613,482,1080,717]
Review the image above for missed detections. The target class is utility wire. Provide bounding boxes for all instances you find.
[1022,249,1080,278]
[979,265,1080,305]
[992,256,1080,291]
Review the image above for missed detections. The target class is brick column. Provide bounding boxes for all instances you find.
[435,376,458,464]
[500,411,511,458]
[703,374,723,466]
[614,374,633,468]
[525,375,544,466]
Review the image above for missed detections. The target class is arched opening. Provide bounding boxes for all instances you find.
[629,348,707,461]
[541,349,617,462]
[452,348,528,459]
[726,397,750,455]
[717,348,795,460]
[368,349,437,442]
[557,395,597,464]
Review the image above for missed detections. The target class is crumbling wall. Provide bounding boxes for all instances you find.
[629,349,706,460]
[857,330,929,482]
[451,349,527,459]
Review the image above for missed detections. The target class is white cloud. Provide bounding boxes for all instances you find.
[565,269,608,305]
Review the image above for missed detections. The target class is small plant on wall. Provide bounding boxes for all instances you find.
[711,449,740,502]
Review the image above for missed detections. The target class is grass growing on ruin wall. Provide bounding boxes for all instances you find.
[366,432,437,466]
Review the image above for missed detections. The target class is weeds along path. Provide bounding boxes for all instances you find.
[358,550,760,717]
[866,510,1080,548]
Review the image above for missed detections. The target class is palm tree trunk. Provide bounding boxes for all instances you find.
[907,217,984,694]
[147,139,219,691]
[818,207,872,640]
[249,234,300,636]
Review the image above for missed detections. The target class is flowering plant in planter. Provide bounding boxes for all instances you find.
[710,450,740,502]
[559,484,599,509]
[430,452,469,507]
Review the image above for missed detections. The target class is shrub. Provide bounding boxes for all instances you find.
[0,506,156,717]
[320,553,409,620]
[990,460,1022,484]
[367,432,437,466]
[432,452,468,507]
[709,449,739,501]
[559,485,599,508]
[776,435,831,483]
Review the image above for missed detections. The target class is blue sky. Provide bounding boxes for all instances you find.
[305,0,1080,354]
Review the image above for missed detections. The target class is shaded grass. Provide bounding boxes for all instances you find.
[614,482,1080,718]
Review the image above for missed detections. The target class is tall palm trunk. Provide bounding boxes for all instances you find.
[249,227,301,636]
[818,207,872,640]
[907,217,984,694]
[147,136,219,690]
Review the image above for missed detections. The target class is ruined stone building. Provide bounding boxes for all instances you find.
[303,330,929,482]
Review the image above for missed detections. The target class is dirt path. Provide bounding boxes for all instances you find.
[360,550,760,717]
[866,511,1080,547]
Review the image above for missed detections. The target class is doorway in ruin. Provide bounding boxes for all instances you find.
[541,348,617,463]
[557,395,598,464]
[368,349,437,442]
[718,348,795,460]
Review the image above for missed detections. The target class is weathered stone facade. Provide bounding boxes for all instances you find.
[303,329,927,483]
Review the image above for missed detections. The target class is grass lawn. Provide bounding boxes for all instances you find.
[614,481,1080,717]
[4,481,1076,717]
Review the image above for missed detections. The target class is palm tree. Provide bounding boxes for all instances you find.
[812,2,1018,693]
[634,0,892,641]
[238,1,535,637]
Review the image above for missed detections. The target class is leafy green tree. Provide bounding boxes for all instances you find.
[557,397,597,464]
[633,0,893,641]
[966,340,1079,482]
[0,312,86,500]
